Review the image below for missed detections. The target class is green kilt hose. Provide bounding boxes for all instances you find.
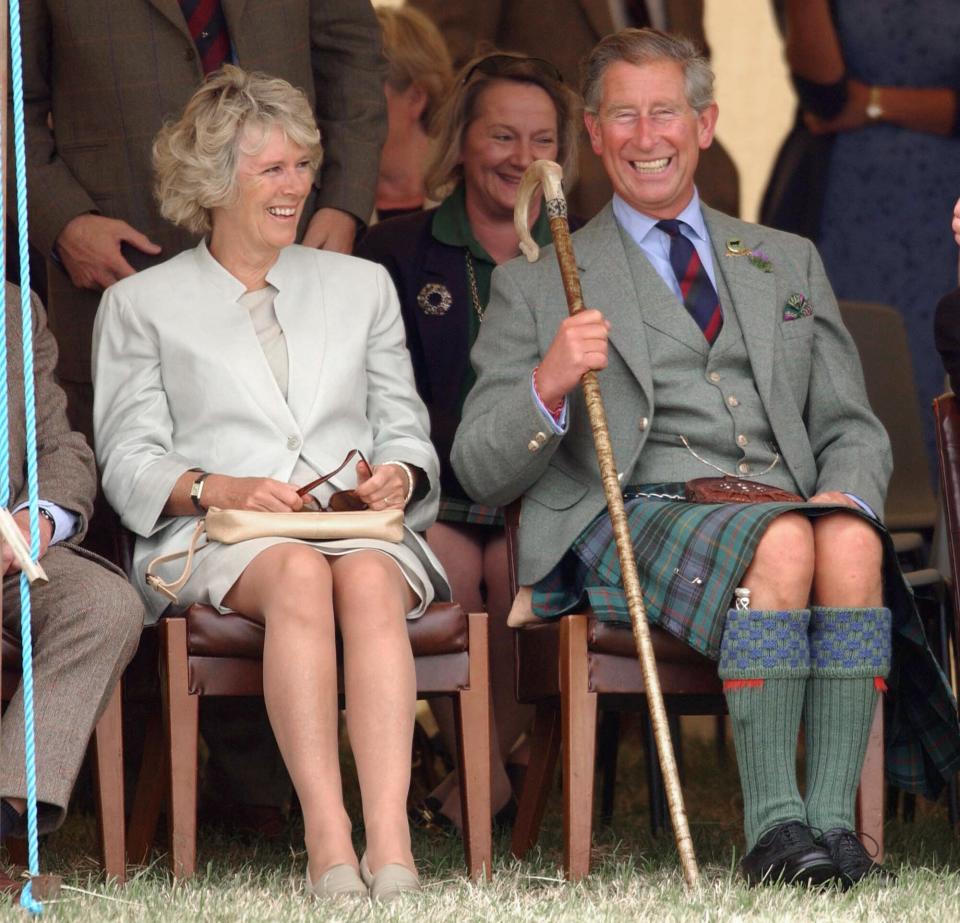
[531,485,960,799]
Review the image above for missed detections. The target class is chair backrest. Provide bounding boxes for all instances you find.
[839,300,938,531]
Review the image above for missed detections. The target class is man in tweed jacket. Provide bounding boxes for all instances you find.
[453,28,960,888]
[17,0,387,437]
[0,283,142,867]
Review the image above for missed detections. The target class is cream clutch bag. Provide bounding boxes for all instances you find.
[146,507,404,603]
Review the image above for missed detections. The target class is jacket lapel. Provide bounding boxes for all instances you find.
[576,207,655,405]
[704,206,778,410]
[193,244,299,434]
[267,249,326,430]
[414,240,471,411]
[222,0,249,32]
[146,0,192,41]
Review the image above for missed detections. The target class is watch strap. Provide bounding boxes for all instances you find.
[190,471,211,513]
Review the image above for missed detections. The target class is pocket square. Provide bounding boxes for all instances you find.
[783,292,813,321]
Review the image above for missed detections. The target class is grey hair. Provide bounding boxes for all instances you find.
[582,28,714,115]
[153,65,323,235]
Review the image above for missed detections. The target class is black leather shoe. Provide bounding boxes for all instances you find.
[740,821,842,887]
[816,828,896,887]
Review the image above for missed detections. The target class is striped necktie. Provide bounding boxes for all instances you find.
[180,0,231,75]
[656,219,723,344]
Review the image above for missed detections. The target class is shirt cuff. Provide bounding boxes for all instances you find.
[12,500,81,545]
[530,372,569,434]
[843,493,878,520]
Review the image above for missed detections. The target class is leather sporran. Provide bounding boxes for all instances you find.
[685,476,802,504]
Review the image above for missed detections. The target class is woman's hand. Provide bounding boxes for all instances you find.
[201,475,304,512]
[353,458,412,510]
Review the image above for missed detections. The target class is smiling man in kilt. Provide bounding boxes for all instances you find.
[451,28,960,888]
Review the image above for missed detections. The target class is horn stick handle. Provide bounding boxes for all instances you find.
[522,161,699,887]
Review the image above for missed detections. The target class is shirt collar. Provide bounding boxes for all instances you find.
[612,188,707,246]
[431,181,553,263]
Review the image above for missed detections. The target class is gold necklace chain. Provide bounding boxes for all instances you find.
[464,251,485,323]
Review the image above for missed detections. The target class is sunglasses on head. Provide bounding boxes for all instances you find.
[461,53,563,86]
[296,449,370,512]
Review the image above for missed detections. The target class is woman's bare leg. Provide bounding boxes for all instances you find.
[331,551,417,874]
[223,544,354,880]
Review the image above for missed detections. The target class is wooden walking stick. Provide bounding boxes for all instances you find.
[515,159,699,888]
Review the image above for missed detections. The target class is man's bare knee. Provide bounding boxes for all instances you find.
[741,513,815,608]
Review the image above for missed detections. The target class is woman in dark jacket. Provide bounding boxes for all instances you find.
[357,50,580,828]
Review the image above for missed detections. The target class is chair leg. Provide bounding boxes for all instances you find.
[560,615,597,881]
[454,611,492,881]
[510,701,561,859]
[855,697,884,862]
[126,709,166,865]
[597,710,620,827]
[160,618,199,879]
[91,683,126,883]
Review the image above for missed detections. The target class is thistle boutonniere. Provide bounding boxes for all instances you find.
[725,239,773,273]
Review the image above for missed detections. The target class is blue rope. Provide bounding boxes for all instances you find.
[6,0,45,913]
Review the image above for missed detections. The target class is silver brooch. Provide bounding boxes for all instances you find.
[417,283,452,316]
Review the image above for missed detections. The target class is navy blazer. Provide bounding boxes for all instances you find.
[356,208,471,500]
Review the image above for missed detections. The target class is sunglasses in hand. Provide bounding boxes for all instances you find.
[296,449,371,511]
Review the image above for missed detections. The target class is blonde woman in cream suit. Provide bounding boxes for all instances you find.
[93,68,445,902]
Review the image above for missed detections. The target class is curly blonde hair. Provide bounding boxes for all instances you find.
[424,52,580,203]
[153,65,323,235]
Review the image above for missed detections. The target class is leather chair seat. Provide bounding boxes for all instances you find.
[588,618,713,664]
[182,599,468,659]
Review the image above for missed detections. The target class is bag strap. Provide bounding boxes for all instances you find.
[145,519,207,604]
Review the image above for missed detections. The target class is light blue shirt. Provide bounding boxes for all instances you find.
[612,189,718,299]
[11,500,80,545]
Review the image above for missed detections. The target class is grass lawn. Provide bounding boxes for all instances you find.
[2,717,958,921]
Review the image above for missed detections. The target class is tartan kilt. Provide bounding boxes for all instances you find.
[531,483,960,798]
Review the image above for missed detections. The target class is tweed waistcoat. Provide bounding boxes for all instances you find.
[625,247,801,493]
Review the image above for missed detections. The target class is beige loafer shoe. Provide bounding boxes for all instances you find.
[306,863,368,899]
[359,853,421,902]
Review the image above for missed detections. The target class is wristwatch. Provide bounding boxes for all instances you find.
[865,86,884,122]
[189,471,211,513]
[38,507,56,535]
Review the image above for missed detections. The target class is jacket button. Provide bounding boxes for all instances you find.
[287,435,301,451]
[638,416,649,431]
[708,371,721,383]
[535,431,547,445]
[737,433,748,446]
[527,439,540,452]
[738,462,750,474]
[727,395,739,407]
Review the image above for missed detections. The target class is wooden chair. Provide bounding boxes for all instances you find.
[127,601,492,880]
[504,504,885,880]
[1,628,127,882]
